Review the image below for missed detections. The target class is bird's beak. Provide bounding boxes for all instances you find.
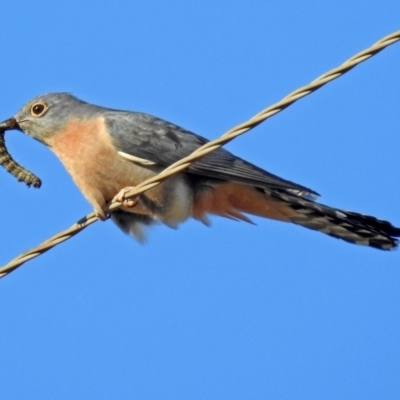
[0,117,20,131]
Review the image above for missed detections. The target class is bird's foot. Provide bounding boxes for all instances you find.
[112,186,138,208]
[95,210,109,221]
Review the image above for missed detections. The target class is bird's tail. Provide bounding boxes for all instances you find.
[267,190,400,250]
[192,181,399,250]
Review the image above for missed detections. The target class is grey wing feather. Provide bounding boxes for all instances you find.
[105,111,318,197]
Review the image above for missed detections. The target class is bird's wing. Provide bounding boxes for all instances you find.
[105,111,318,197]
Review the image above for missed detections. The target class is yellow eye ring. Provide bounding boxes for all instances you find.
[30,102,48,117]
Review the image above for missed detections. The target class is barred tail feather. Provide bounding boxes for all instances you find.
[268,190,400,250]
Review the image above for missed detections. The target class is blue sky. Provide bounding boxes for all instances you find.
[1,1,399,399]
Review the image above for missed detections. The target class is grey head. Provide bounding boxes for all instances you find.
[0,93,103,144]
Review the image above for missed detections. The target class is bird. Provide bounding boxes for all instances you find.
[0,92,399,250]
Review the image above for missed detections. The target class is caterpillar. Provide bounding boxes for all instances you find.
[0,131,41,188]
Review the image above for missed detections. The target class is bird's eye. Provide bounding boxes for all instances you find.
[30,103,48,117]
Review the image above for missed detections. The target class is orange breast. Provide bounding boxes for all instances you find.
[46,117,156,213]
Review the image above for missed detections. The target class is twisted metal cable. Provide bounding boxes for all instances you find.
[1,29,399,279]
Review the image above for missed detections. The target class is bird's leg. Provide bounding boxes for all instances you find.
[93,205,108,221]
[112,186,139,208]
